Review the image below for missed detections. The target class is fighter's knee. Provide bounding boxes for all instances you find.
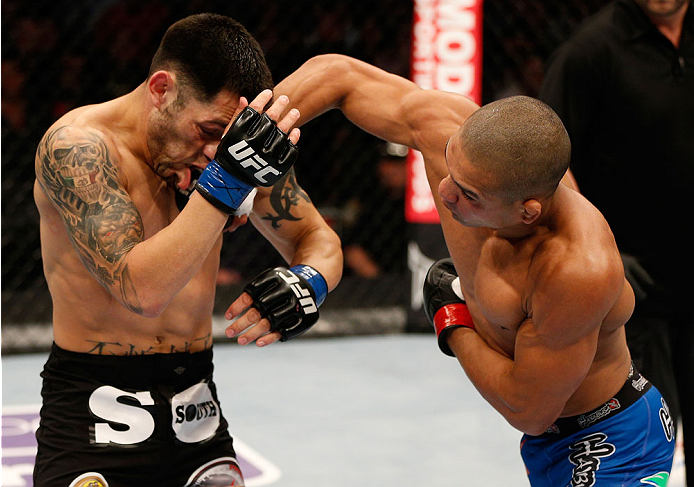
[184,457,244,486]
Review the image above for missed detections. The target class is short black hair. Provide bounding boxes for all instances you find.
[459,96,571,203]
[149,13,273,102]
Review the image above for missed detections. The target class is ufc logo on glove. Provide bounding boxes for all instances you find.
[195,106,299,213]
[279,269,317,314]
[226,140,281,185]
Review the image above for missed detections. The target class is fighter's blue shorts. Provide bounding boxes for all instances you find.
[520,365,675,487]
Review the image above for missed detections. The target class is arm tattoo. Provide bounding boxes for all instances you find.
[35,126,145,313]
[261,168,311,229]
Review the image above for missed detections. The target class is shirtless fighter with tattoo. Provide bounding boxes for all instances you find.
[32,14,341,487]
[271,55,675,486]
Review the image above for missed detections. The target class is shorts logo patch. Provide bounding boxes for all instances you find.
[568,432,616,487]
[172,382,220,443]
[659,398,674,442]
[88,386,155,445]
[68,472,109,487]
[640,471,670,486]
[632,375,649,392]
[184,457,244,486]
[576,399,620,429]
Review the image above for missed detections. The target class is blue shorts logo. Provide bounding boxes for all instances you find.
[659,398,674,442]
[640,471,670,486]
[568,432,616,487]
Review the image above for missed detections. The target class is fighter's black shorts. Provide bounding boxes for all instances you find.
[34,343,244,487]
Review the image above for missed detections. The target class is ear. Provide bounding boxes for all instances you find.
[520,198,542,224]
[147,70,178,109]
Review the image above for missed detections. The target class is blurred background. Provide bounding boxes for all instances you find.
[1,0,608,353]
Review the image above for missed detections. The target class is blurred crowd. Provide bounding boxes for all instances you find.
[1,0,607,322]
[1,0,412,303]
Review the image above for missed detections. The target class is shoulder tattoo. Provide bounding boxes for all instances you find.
[36,126,145,313]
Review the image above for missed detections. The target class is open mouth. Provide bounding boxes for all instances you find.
[174,166,204,194]
[176,166,192,191]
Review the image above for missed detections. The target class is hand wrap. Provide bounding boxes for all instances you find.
[195,106,298,213]
[244,265,327,342]
[423,258,475,356]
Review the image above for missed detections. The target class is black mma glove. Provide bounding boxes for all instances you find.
[423,258,475,357]
[244,265,328,341]
[195,106,299,213]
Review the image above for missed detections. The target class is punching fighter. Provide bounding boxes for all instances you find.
[32,14,342,486]
[259,55,676,485]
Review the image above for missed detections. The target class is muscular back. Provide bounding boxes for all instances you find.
[34,101,220,355]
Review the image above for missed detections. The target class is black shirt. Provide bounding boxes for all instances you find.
[539,0,694,292]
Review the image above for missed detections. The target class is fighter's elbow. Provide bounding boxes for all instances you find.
[301,226,344,292]
[507,408,560,436]
[514,419,554,437]
[137,304,164,318]
[324,242,344,292]
[118,291,166,318]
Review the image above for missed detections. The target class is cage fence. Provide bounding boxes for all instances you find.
[1,0,609,353]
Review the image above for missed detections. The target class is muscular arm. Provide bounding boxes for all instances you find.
[275,53,478,271]
[446,258,622,435]
[221,168,342,345]
[35,125,228,316]
[275,54,477,154]
[250,168,342,291]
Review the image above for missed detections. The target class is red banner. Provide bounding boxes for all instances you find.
[405,0,484,223]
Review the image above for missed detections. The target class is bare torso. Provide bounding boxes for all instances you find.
[408,99,634,419]
[442,187,634,417]
[34,100,221,355]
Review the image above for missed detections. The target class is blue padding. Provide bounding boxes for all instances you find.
[196,160,254,211]
[290,265,328,307]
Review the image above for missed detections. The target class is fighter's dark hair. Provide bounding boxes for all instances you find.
[148,13,273,101]
[458,96,571,203]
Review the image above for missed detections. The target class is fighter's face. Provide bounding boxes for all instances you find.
[437,133,516,229]
[634,0,689,17]
[147,90,239,190]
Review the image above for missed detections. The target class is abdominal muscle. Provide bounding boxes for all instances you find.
[51,278,217,356]
[43,225,221,356]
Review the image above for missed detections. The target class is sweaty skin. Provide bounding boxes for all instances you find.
[273,55,634,435]
[34,80,342,356]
